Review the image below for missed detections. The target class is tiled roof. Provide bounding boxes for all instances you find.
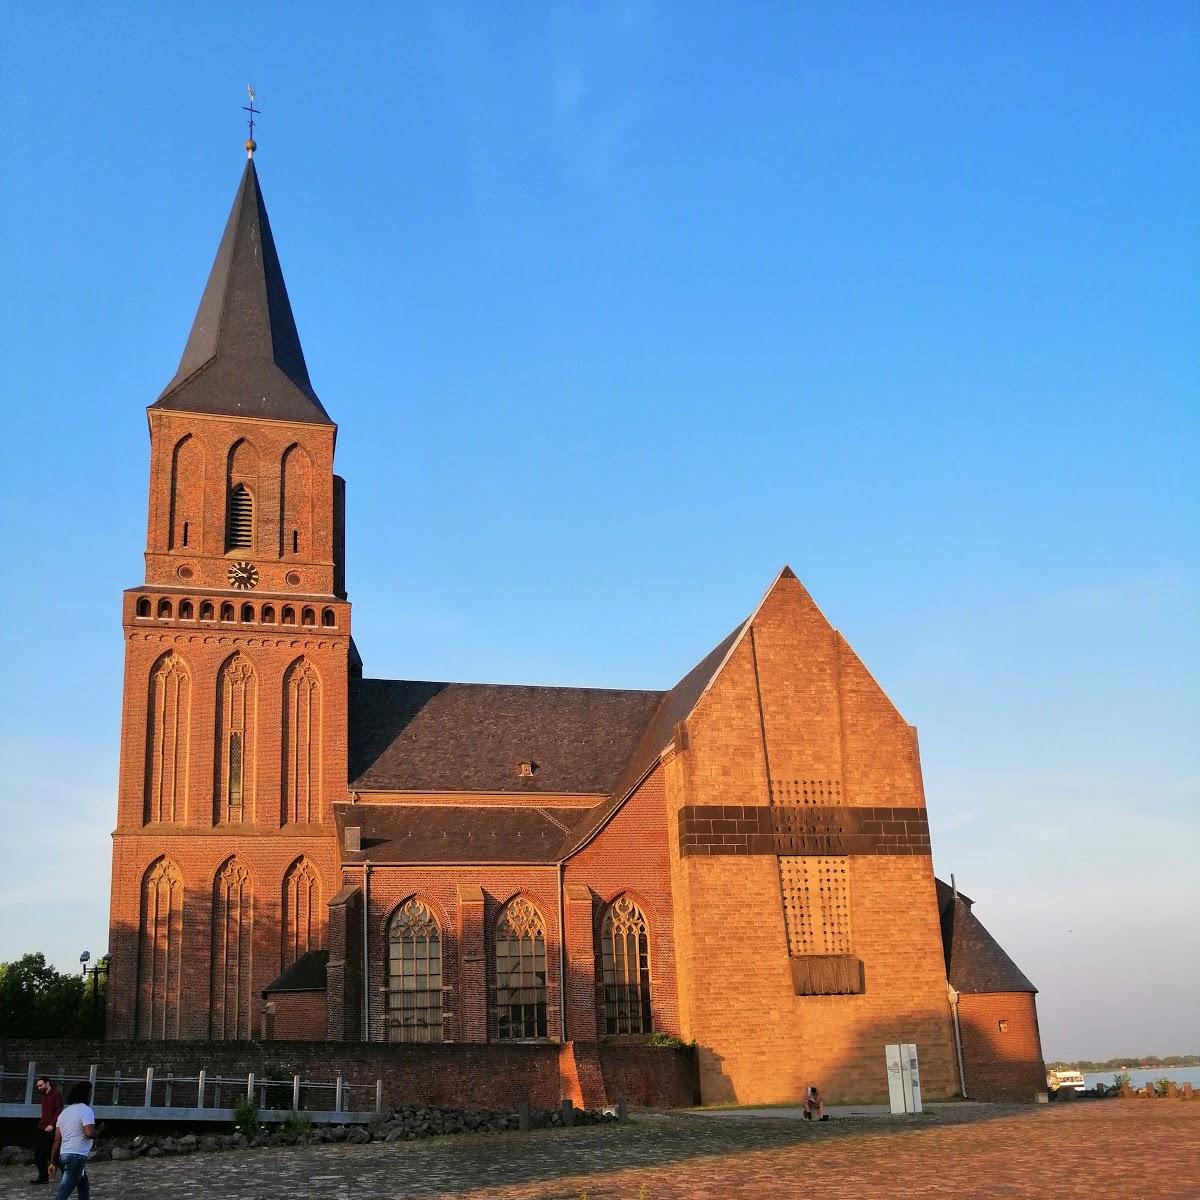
[935,879,1037,994]
[153,160,332,425]
[348,679,663,795]
[558,621,746,855]
[262,949,328,995]
[335,803,579,864]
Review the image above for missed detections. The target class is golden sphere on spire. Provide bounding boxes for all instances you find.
[245,138,257,156]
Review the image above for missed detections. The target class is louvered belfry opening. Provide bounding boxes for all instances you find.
[226,484,254,550]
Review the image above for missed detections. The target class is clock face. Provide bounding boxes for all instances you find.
[228,561,259,590]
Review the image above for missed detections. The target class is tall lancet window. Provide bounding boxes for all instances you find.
[210,858,254,1040]
[494,897,548,1040]
[282,659,322,824]
[137,857,184,1040]
[602,896,653,1035]
[215,655,256,824]
[386,898,443,1043]
[226,484,254,550]
[145,652,191,824]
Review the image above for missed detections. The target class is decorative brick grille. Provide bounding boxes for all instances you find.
[769,779,842,806]
[777,856,852,956]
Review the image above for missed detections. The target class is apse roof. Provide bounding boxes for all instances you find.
[936,878,1037,994]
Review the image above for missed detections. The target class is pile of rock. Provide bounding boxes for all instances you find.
[0,1103,622,1168]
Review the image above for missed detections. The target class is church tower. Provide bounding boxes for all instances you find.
[107,154,351,1040]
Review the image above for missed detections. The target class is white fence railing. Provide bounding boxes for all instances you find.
[0,1062,383,1124]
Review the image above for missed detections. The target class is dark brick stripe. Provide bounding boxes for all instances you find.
[678,805,931,857]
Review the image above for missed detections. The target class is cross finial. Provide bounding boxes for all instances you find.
[243,85,260,158]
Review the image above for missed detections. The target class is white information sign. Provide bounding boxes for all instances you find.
[885,1043,922,1113]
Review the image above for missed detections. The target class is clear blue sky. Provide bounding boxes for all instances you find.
[1,2,1196,1062]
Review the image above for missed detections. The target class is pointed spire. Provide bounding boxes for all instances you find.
[153,160,332,425]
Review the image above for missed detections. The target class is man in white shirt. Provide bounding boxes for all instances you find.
[48,1082,95,1200]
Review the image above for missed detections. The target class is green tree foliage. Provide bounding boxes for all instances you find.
[0,953,106,1038]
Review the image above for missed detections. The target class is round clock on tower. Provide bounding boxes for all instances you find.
[228,561,259,589]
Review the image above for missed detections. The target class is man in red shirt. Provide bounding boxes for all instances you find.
[31,1076,63,1185]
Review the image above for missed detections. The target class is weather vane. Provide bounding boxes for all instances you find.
[243,85,260,157]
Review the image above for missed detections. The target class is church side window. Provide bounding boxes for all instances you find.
[226,483,254,550]
[494,897,548,1040]
[602,897,653,1035]
[385,898,443,1043]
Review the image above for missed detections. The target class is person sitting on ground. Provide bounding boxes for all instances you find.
[48,1081,95,1200]
[803,1083,830,1121]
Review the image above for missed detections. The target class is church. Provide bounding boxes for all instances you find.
[105,146,1046,1106]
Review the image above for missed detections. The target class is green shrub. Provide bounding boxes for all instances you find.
[647,1033,687,1050]
[282,1111,312,1135]
[233,1095,261,1137]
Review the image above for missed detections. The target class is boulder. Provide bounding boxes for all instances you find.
[110,1146,134,1162]
[346,1127,371,1144]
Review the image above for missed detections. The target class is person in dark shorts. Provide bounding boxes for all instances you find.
[31,1076,63,1185]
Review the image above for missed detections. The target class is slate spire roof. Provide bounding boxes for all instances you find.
[153,159,332,425]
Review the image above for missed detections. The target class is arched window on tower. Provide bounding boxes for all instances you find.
[601,897,653,1035]
[281,857,323,968]
[494,897,548,1040]
[137,857,184,1039]
[210,858,253,1040]
[385,898,443,1043]
[226,483,254,550]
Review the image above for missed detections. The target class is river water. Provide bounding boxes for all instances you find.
[1080,1066,1200,1091]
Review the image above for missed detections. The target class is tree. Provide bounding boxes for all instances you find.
[0,953,105,1038]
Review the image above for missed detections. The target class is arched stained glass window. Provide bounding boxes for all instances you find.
[495,897,548,1040]
[385,898,443,1043]
[602,896,652,1035]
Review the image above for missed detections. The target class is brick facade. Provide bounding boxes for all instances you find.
[102,157,1044,1111]
[957,992,1047,1101]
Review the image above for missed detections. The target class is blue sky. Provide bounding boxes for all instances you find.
[1,2,1196,1061]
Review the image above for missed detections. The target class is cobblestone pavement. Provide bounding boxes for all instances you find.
[2,1103,1196,1199]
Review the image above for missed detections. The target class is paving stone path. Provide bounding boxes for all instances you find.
[2,1102,1196,1199]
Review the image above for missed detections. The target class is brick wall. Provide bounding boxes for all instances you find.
[957,992,1046,1101]
[665,574,959,1105]
[109,405,350,1043]
[0,1040,698,1110]
[263,993,327,1042]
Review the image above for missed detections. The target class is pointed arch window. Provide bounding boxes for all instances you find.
[494,897,548,1040]
[144,653,190,824]
[216,655,256,824]
[137,857,184,1039]
[281,857,323,968]
[602,896,653,1035]
[282,659,322,824]
[210,858,254,1040]
[226,483,254,550]
[386,898,443,1043]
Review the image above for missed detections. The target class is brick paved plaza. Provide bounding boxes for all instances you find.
[2,1103,1195,1199]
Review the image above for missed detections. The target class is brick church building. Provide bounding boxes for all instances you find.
[105,150,1045,1105]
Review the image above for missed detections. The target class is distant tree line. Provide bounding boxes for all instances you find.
[1048,1055,1200,1070]
[0,953,106,1038]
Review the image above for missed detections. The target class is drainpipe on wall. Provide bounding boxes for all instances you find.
[557,860,567,1044]
[948,984,968,1098]
[361,861,371,1043]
